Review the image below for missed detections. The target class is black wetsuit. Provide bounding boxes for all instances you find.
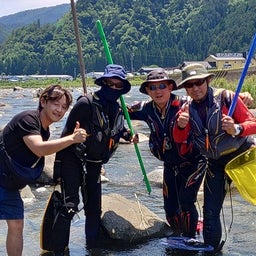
[52,92,131,252]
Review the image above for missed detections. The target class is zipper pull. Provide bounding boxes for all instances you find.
[109,138,114,150]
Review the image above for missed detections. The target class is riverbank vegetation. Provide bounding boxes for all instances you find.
[1,74,256,108]
[0,0,256,75]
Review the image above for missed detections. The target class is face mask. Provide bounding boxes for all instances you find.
[98,86,123,102]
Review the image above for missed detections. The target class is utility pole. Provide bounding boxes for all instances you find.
[130,53,134,73]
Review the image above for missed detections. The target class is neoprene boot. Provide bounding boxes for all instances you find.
[166,215,182,236]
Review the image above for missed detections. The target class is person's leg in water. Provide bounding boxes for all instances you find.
[179,156,206,237]
[203,141,251,251]
[203,160,227,250]
[52,151,82,255]
[83,161,102,249]
[0,186,24,256]
[163,163,182,235]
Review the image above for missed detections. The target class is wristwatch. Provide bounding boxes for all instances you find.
[234,124,243,136]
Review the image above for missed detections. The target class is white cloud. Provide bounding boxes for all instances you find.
[0,0,73,18]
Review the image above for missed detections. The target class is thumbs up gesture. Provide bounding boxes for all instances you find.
[72,121,88,143]
[177,103,190,129]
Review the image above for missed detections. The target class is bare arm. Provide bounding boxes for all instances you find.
[23,121,88,157]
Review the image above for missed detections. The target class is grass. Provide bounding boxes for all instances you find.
[211,75,256,108]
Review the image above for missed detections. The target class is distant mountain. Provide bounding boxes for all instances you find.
[1,0,256,75]
[0,4,70,44]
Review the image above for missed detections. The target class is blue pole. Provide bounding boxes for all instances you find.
[228,33,256,116]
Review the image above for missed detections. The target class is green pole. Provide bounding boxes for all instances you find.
[96,20,151,194]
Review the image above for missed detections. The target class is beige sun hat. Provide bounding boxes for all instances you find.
[178,63,215,89]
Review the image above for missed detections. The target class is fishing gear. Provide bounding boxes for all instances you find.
[228,33,256,116]
[70,0,87,93]
[96,19,151,194]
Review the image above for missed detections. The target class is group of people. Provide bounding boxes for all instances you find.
[0,62,255,256]
[129,64,255,251]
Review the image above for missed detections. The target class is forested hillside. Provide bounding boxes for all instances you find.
[0,4,70,44]
[0,0,256,76]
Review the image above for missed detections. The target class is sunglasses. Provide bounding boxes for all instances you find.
[104,80,124,89]
[148,83,167,91]
[184,79,206,89]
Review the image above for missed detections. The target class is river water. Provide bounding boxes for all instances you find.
[0,86,255,256]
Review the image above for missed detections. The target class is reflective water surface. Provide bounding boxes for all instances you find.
[0,87,255,256]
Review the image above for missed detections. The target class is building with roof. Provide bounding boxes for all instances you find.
[204,52,256,69]
[137,67,162,75]
[180,61,212,69]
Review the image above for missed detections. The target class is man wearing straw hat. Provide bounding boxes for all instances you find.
[173,63,256,252]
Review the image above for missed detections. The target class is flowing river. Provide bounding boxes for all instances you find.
[0,86,255,256]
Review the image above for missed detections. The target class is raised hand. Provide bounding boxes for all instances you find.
[221,114,236,135]
[72,121,88,143]
[239,92,253,107]
[177,103,190,129]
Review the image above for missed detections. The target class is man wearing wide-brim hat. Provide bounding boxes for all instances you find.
[177,63,215,89]
[128,67,208,240]
[173,62,256,251]
[51,64,138,254]
[177,63,253,105]
[139,68,177,95]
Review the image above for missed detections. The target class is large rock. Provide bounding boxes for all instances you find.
[37,153,109,185]
[147,167,163,187]
[37,154,56,184]
[101,193,171,242]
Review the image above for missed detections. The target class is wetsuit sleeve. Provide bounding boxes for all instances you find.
[61,96,91,137]
[120,127,132,141]
[127,101,148,121]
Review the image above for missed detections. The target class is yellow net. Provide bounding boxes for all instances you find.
[225,147,256,205]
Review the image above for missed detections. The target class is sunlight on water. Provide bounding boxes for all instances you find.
[0,87,255,255]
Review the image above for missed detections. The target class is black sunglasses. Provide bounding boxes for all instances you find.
[184,79,206,89]
[148,83,167,91]
[104,80,124,89]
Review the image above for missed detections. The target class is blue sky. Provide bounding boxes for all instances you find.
[0,0,74,18]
